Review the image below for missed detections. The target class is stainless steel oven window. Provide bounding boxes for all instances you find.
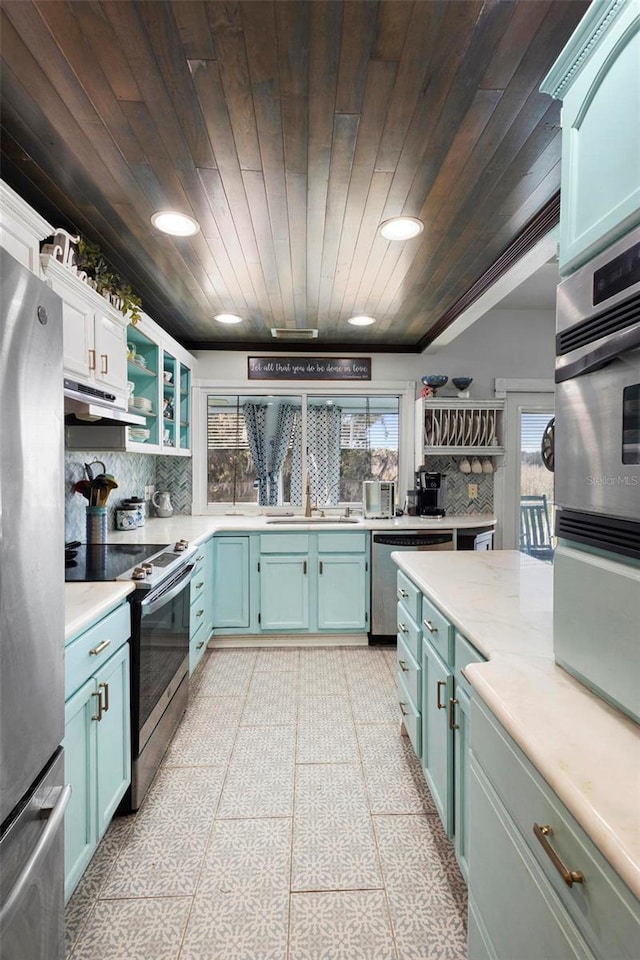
[622,383,640,464]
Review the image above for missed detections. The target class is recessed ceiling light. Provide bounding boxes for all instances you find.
[379,216,424,241]
[151,211,200,236]
[214,313,243,325]
[348,315,377,326]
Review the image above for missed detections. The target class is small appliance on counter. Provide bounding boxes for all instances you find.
[415,468,446,517]
[362,480,396,519]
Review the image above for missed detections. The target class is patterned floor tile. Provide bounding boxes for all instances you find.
[288,890,396,960]
[179,890,289,960]
[195,650,256,696]
[294,764,369,818]
[184,694,245,726]
[350,692,401,725]
[358,726,438,815]
[297,695,353,726]
[197,818,292,894]
[373,815,465,900]
[385,887,468,960]
[296,720,359,763]
[241,693,298,726]
[292,815,383,891]
[217,764,295,819]
[162,719,238,767]
[70,897,191,960]
[134,765,226,826]
[248,670,299,698]
[100,821,210,898]
[254,647,300,672]
[298,672,348,696]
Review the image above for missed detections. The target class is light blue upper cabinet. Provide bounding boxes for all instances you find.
[541,0,640,274]
[211,536,250,629]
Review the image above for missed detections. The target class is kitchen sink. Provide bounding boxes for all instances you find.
[266,516,361,524]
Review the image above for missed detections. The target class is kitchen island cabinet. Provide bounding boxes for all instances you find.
[391,550,640,959]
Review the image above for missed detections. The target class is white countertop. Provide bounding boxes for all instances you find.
[105,512,495,545]
[65,581,135,642]
[392,549,640,900]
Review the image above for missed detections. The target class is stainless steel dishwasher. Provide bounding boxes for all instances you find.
[370,530,454,642]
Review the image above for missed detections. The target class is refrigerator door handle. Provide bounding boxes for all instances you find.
[0,784,71,928]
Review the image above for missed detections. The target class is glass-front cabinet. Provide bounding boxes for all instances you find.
[125,315,194,456]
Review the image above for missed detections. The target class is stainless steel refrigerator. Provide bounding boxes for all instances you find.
[0,248,70,959]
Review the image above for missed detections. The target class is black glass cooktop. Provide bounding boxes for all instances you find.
[64,544,168,582]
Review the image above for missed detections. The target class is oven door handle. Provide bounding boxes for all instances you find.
[140,563,196,616]
[556,325,640,383]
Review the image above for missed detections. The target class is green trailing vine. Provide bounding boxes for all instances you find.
[76,237,143,324]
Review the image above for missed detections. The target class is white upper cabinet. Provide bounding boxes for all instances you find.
[541,0,640,275]
[0,180,53,275]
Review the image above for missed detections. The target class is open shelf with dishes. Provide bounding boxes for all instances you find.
[415,398,505,468]
[126,325,160,449]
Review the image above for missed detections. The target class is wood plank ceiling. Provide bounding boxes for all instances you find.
[0,0,588,351]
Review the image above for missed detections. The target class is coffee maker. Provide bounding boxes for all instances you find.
[415,469,446,517]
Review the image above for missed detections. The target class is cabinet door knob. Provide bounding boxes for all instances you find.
[533,823,584,887]
[436,680,447,710]
[91,690,103,722]
[423,618,438,634]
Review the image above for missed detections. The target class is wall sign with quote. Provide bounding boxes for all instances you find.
[247,357,371,381]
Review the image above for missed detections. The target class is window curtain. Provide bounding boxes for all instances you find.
[268,403,297,505]
[291,405,341,505]
[243,403,268,505]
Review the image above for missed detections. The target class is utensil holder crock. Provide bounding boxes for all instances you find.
[86,506,107,543]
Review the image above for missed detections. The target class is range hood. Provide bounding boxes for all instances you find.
[64,378,145,426]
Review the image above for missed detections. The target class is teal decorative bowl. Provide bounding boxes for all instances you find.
[452,377,473,392]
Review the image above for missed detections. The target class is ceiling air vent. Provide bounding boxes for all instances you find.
[270,328,318,340]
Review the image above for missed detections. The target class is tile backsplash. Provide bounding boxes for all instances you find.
[422,455,494,515]
[65,451,192,542]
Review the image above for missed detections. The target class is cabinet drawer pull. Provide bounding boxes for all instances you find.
[436,680,447,709]
[398,622,407,633]
[91,690,103,722]
[319,561,323,575]
[398,588,409,598]
[533,824,584,887]
[195,581,204,589]
[196,554,204,562]
[88,348,96,371]
[195,609,204,618]
[398,659,409,672]
[99,681,110,713]
[448,697,459,730]
[89,638,111,656]
[399,701,409,717]
[196,640,206,650]
[303,560,307,574]
[100,353,108,374]
[423,618,438,634]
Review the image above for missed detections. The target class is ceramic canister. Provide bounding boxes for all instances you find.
[116,506,138,531]
[123,498,146,526]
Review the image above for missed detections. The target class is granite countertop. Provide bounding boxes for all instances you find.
[391,549,640,901]
[65,581,135,642]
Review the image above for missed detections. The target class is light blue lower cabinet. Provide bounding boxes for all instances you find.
[422,637,454,837]
[469,695,640,960]
[64,635,130,902]
[317,554,366,629]
[211,535,250,629]
[260,554,310,630]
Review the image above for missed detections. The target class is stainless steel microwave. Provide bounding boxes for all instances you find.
[555,224,640,558]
